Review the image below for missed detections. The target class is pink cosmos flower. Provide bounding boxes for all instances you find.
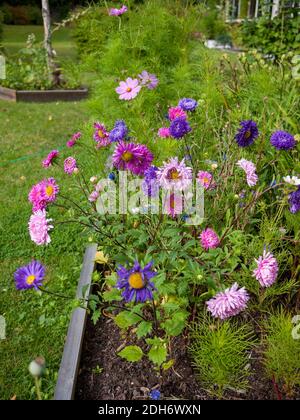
[64,157,78,175]
[93,122,110,148]
[42,150,59,168]
[200,228,220,250]
[168,107,187,121]
[138,70,159,90]
[157,157,192,191]
[109,5,127,16]
[112,141,153,176]
[158,127,171,138]
[237,158,258,187]
[29,209,53,246]
[67,132,81,148]
[197,171,213,190]
[116,78,141,101]
[206,283,249,320]
[253,250,278,287]
[28,178,59,212]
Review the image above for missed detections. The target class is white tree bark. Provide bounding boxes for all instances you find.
[41,0,55,77]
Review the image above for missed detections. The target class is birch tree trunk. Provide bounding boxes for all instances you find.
[41,0,55,81]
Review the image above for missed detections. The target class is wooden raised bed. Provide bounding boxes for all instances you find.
[0,86,88,103]
[54,243,97,401]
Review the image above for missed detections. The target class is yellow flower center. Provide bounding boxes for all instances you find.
[26,275,36,285]
[98,129,105,138]
[128,272,144,289]
[203,177,209,184]
[126,87,132,92]
[168,168,180,180]
[45,185,54,196]
[245,130,251,139]
[122,151,133,162]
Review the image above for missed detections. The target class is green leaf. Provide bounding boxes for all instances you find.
[148,341,167,366]
[102,288,122,302]
[136,321,152,339]
[161,311,188,337]
[162,359,174,371]
[118,345,144,362]
[114,311,141,329]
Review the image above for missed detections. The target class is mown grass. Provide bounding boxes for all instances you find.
[0,101,90,400]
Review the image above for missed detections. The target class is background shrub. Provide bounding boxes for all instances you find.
[0,4,42,25]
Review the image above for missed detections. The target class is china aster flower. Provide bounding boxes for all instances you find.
[109,120,128,142]
[236,158,258,187]
[116,77,141,101]
[28,209,53,246]
[206,283,249,320]
[112,141,153,176]
[14,260,45,290]
[168,107,187,121]
[157,157,192,191]
[288,187,300,213]
[64,157,78,175]
[178,98,198,112]
[93,123,110,148]
[157,127,171,138]
[42,150,59,168]
[142,166,159,197]
[67,132,81,148]
[283,175,300,186]
[200,228,220,250]
[235,120,259,147]
[109,5,127,16]
[164,192,182,218]
[253,250,278,288]
[138,70,159,90]
[169,117,191,139]
[88,191,99,202]
[197,171,213,190]
[116,260,157,303]
[28,178,59,212]
[270,130,296,150]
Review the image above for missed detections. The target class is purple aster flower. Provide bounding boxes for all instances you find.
[178,98,198,112]
[42,150,59,168]
[206,283,249,320]
[157,157,192,191]
[138,70,159,90]
[116,260,157,303]
[253,250,278,287]
[142,166,159,197]
[93,122,110,148]
[169,117,191,139]
[109,5,127,16]
[270,130,296,150]
[289,187,300,213]
[200,228,220,250]
[149,390,161,400]
[109,120,128,142]
[14,260,45,290]
[235,120,259,147]
[64,157,78,175]
[197,171,214,190]
[112,141,153,176]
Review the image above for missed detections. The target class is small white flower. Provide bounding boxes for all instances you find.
[283,175,300,186]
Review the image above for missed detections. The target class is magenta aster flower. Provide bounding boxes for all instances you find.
[158,127,171,138]
[89,191,99,202]
[67,132,81,148]
[64,157,78,175]
[28,178,59,212]
[42,150,59,168]
[116,78,141,101]
[112,141,153,176]
[157,157,192,191]
[200,228,220,250]
[28,210,53,246]
[93,122,110,148]
[163,192,182,218]
[168,107,187,121]
[109,5,127,16]
[14,260,45,290]
[206,283,249,320]
[253,250,278,287]
[237,159,258,187]
[138,70,159,90]
[197,171,213,190]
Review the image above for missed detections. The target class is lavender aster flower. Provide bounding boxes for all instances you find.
[169,117,191,139]
[237,159,258,187]
[206,283,249,320]
[270,130,296,150]
[157,157,192,191]
[64,157,78,175]
[116,261,157,303]
[253,250,278,287]
[178,98,198,112]
[235,120,259,147]
[138,70,159,90]
[142,166,159,197]
[112,141,153,176]
[93,123,110,148]
[109,120,129,142]
[14,260,45,290]
[289,187,300,213]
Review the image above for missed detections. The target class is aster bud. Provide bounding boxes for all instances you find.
[29,357,46,378]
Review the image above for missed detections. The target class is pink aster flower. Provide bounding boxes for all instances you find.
[109,5,127,16]
[158,127,171,138]
[206,283,249,320]
[163,192,182,218]
[42,150,59,168]
[64,157,78,175]
[116,78,141,101]
[138,70,159,90]
[29,209,53,246]
[168,107,187,121]
[157,157,192,191]
[93,122,110,148]
[67,132,81,148]
[89,191,99,202]
[253,250,278,287]
[200,228,220,250]
[112,141,153,176]
[197,171,213,190]
[237,158,258,187]
[28,178,59,212]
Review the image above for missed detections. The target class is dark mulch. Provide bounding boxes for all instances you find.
[75,315,291,400]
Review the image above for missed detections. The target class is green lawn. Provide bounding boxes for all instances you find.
[0,101,90,400]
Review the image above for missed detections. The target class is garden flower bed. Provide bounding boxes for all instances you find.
[0,86,88,102]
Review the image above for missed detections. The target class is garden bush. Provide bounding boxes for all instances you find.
[0,4,42,25]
